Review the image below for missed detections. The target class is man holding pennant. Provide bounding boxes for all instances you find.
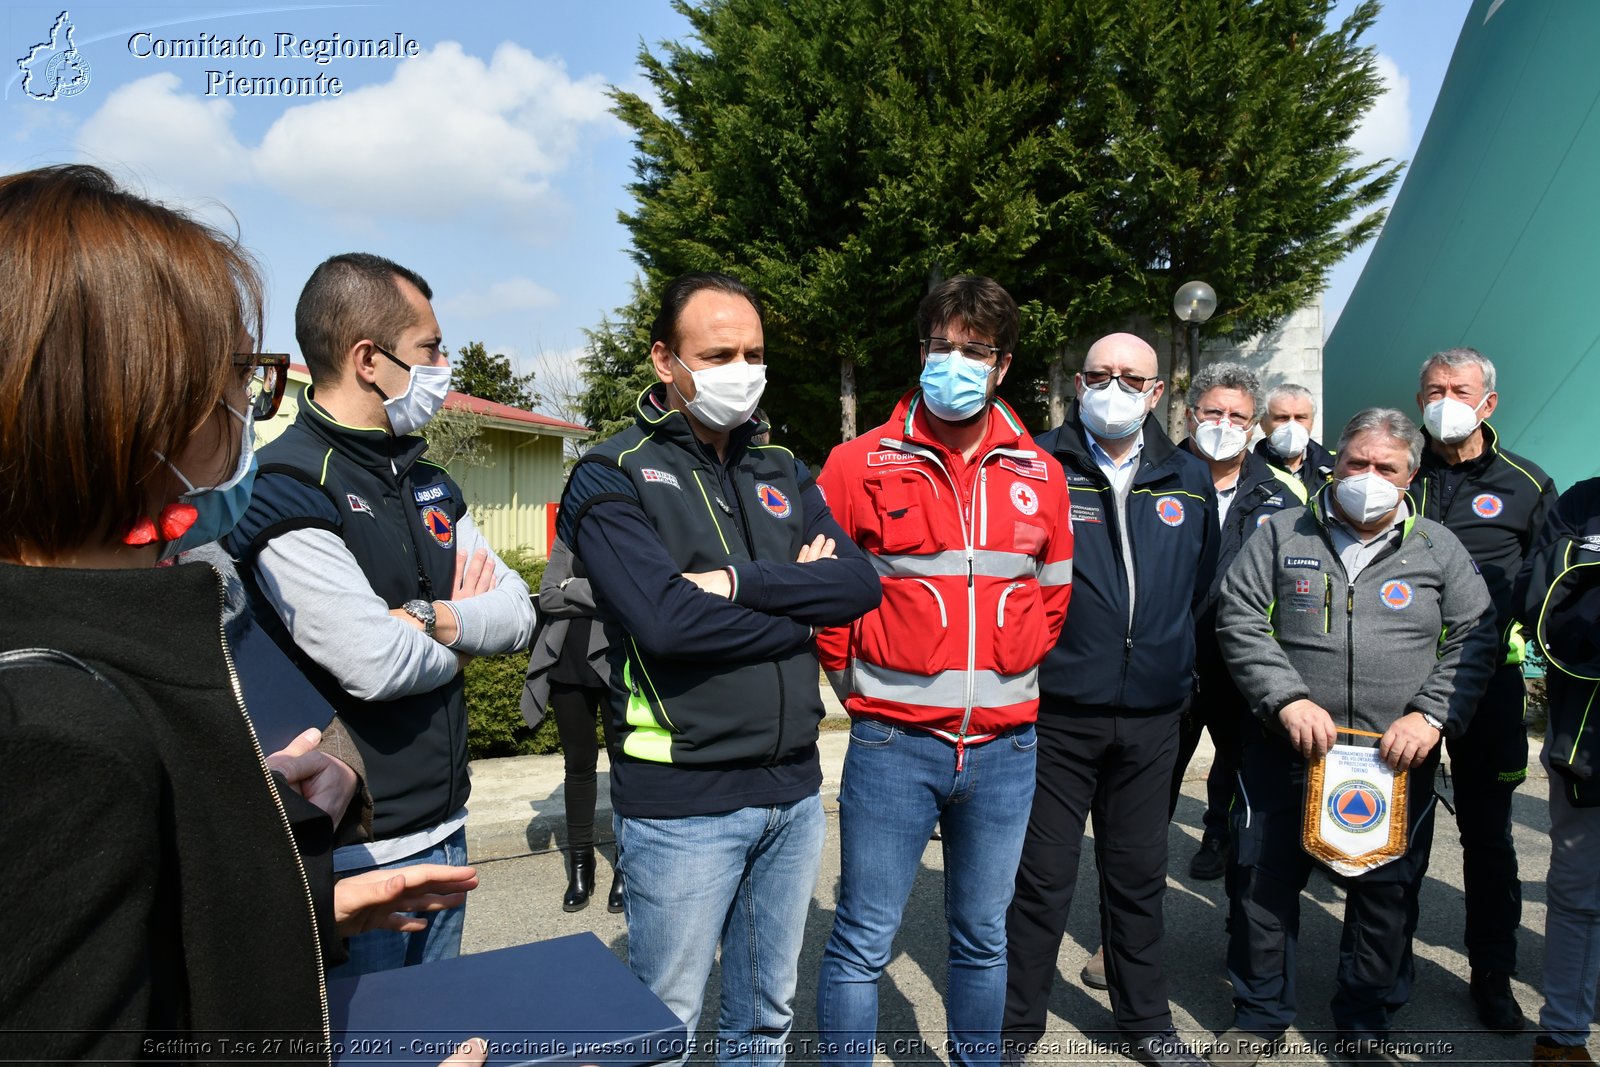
[1211,408,1497,1067]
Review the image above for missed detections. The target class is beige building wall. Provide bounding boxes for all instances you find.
[454,428,566,557]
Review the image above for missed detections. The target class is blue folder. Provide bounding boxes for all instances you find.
[328,933,685,1066]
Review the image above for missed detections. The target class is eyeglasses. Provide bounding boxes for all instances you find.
[1081,370,1158,394]
[1193,407,1255,429]
[232,353,290,419]
[923,336,1003,365]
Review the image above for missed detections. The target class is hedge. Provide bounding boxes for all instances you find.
[463,548,603,760]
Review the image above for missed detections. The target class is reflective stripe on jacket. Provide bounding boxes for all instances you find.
[817,391,1073,737]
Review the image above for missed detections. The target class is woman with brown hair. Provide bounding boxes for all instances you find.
[0,164,481,1063]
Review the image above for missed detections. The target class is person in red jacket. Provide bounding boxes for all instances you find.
[814,275,1073,1067]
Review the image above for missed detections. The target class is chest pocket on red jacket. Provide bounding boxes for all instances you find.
[864,473,935,554]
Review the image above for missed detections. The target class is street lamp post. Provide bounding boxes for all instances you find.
[1171,280,1217,435]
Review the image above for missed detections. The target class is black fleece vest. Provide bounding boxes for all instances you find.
[234,407,469,841]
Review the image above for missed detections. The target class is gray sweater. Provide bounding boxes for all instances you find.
[1217,496,1497,739]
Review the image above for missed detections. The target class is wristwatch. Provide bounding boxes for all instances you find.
[402,598,437,639]
[1420,711,1445,733]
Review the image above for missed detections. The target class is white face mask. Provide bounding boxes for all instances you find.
[1334,471,1402,525]
[377,346,452,436]
[1267,421,1310,459]
[1077,378,1152,440]
[673,352,767,433]
[1192,419,1248,462]
[1422,395,1488,444]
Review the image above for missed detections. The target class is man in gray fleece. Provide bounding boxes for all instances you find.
[1209,408,1497,1067]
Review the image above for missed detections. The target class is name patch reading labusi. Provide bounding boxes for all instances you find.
[413,481,449,505]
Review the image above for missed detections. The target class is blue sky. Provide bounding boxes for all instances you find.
[4,0,1470,411]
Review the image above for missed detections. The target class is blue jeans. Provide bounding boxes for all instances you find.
[332,825,468,977]
[1540,745,1600,1044]
[817,719,1038,1067]
[615,794,824,1067]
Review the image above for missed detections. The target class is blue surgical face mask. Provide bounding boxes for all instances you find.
[920,352,995,422]
[158,402,258,557]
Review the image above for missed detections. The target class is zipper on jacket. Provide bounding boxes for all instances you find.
[215,573,331,1059]
[1346,582,1356,729]
[996,582,1024,626]
[979,468,990,545]
[723,463,790,766]
[892,440,995,744]
[885,438,1027,749]
[1322,574,1332,634]
[912,579,950,626]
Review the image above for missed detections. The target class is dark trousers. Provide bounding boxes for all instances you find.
[551,681,617,851]
[1444,662,1527,974]
[1004,698,1183,1042]
[1172,684,1240,835]
[1226,726,1440,1040]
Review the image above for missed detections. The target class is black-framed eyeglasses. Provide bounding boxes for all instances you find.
[923,336,1003,365]
[1081,369,1159,394]
[233,352,290,419]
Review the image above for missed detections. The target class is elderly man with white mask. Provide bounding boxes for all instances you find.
[1173,363,1306,883]
[1409,346,1557,1032]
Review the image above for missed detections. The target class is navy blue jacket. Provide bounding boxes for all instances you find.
[1185,446,1308,699]
[559,387,880,817]
[1037,406,1218,710]
[1515,477,1600,803]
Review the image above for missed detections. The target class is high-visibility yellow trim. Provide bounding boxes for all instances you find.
[690,470,733,554]
[1131,487,1208,502]
[622,725,674,762]
[1271,466,1309,503]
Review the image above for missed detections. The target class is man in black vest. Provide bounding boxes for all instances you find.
[1410,346,1557,1031]
[558,273,880,1064]
[229,253,534,975]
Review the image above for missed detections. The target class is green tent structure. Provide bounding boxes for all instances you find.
[1324,0,1600,492]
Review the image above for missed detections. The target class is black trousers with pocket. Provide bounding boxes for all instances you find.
[1004,697,1185,1045]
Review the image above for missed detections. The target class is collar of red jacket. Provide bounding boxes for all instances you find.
[888,388,1032,460]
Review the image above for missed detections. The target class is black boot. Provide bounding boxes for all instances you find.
[563,848,595,912]
[607,867,625,913]
[1470,969,1527,1032]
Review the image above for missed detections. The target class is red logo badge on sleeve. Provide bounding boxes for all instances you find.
[421,505,454,548]
[756,483,792,518]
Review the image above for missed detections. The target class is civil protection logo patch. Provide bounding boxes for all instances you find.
[421,505,454,548]
[1471,493,1504,518]
[1155,496,1185,527]
[1295,578,1312,595]
[1010,481,1040,516]
[1379,580,1413,611]
[1327,779,1387,833]
[756,482,792,518]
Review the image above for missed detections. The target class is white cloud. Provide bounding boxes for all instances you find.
[1349,53,1412,164]
[69,42,618,236]
[253,41,616,226]
[439,277,560,318]
[75,73,250,201]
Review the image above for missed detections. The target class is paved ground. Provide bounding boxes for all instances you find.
[458,694,1573,1065]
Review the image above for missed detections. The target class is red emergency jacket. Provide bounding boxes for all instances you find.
[817,391,1073,742]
